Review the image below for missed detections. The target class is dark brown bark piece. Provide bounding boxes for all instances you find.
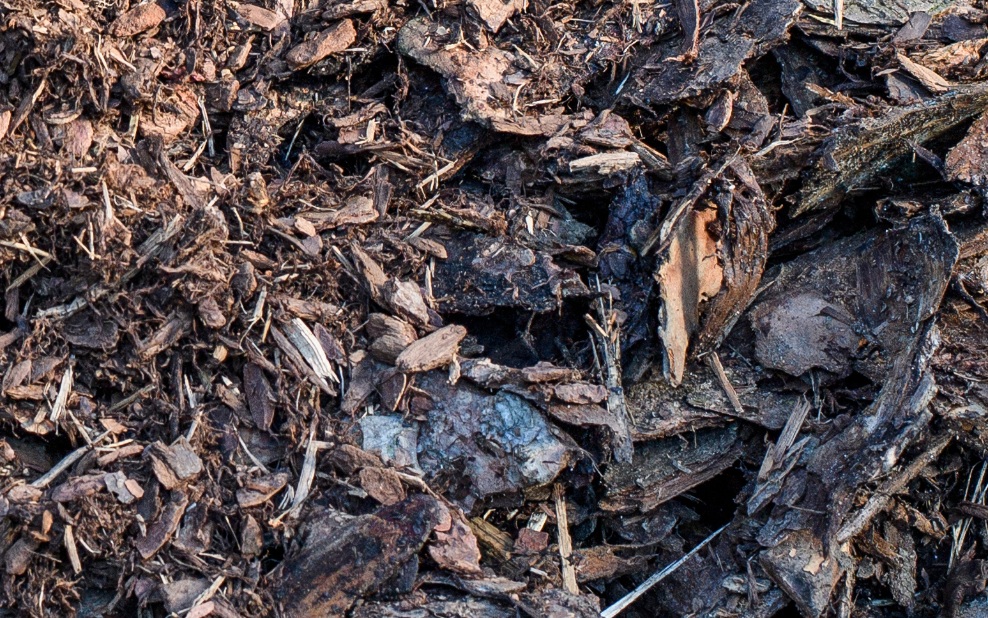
[623,0,801,106]
[243,362,275,431]
[236,472,290,508]
[136,492,189,559]
[367,313,418,364]
[276,495,444,617]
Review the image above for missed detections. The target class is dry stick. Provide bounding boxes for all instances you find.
[837,433,952,543]
[554,484,579,595]
[64,525,82,575]
[600,523,729,618]
[706,352,744,417]
[585,281,634,463]
[758,398,811,481]
[30,430,112,489]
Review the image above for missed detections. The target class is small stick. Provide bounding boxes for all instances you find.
[64,525,82,575]
[554,484,579,595]
[706,352,744,417]
[600,523,729,618]
[31,430,112,488]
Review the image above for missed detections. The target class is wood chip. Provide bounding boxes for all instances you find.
[109,2,167,37]
[395,324,466,373]
[286,20,357,69]
[234,3,286,30]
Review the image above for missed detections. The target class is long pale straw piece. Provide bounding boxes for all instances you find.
[600,523,729,618]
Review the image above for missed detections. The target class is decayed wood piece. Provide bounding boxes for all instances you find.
[623,0,802,106]
[946,109,988,187]
[601,425,742,513]
[797,82,988,218]
[749,215,958,381]
[695,159,775,355]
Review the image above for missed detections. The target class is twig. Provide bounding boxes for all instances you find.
[706,352,744,417]
[758,398,811,482]
[837,433,952,543]
[64,525,82,575]
[554,484,579,595]
[600,523,729,618]
[30,430,112,488]
[48,363,74,423]
[584,278,634,463]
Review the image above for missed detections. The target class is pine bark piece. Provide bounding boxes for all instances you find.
[276,495,444,617]
[428,509,483,575]
[367,314,418,364]
[946,109,988,187]
[398,18,571,136]
[382,279,431,328]
[286,20,357,70]
[395,325,466,373]
[357,467,406,506]
[109,2,167,37]
[467,0,527,32]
